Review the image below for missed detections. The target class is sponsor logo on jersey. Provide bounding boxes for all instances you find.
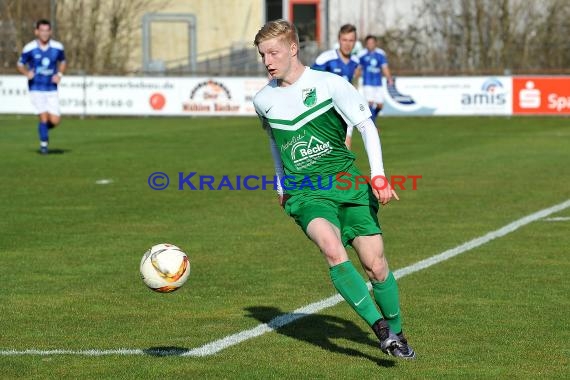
[302,87,317,107]
[291,135,332,169]
[281,130,306,153]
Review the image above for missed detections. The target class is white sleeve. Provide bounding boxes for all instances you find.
[267,128,285,195]
[346,125,354,138]
[354,118,385,177]
[329,73,371,126]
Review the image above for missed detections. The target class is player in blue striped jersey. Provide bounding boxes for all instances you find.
[311,24,361,148]
[358,35,393,126]
[17,19,66,155]
[311,24,360,83]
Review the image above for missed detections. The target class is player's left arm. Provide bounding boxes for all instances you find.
[345,66,359,149]
[382,64,393,86]
[351,66,361,88]
[329,72,363,150]
[52,61,66,84]
[52,48,66,84]
[354,118,398,205]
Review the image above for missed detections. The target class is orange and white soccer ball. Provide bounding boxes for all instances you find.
[140,243,190,292]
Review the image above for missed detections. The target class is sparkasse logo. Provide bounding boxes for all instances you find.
[513,77,570,114]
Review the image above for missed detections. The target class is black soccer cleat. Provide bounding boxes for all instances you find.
[392,332,416,359]
[372,319,416,359]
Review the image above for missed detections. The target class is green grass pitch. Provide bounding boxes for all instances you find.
[0,115,568,378]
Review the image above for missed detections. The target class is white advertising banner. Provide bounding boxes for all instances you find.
[58,77,180,115]
[381,76,513,116]
[0,75,268,116]
[1,75,513,116]
[0,76,34,114]
[177,77,268,116]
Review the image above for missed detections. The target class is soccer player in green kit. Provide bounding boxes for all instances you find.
[253,19,415,359]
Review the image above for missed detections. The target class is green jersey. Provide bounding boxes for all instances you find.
[253,68,371,192]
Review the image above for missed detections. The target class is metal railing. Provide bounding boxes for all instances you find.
[139,41,321,76]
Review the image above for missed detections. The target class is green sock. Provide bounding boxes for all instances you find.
[372,271,402,333]
[329,261,382,327]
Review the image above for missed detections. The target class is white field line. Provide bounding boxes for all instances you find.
[2,199,569,357]
[543,216,570,222]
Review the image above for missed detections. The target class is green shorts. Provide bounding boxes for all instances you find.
[284,166,382,247]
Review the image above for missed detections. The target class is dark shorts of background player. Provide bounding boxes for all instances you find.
[284,165,382,247]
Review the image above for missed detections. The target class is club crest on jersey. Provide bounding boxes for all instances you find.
[302,88,317,107]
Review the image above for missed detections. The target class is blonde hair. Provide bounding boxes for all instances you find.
[254,19,299,48]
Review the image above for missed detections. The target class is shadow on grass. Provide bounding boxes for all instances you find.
[35,148,71,155]
[244,306,395,367]
[143,346,190,357]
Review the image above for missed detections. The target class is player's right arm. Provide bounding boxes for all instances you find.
[311,50,333,72]
[16,60,35,79]
[261,117,287,206]
[253,92,287,206]
[17,45,35,79]
[16,65,34,79]
[311,60,327,72]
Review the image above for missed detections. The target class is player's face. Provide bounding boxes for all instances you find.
[258,37,294,80]
[338,32,356,58]
[35,24,52,44]
[366,38,377,51]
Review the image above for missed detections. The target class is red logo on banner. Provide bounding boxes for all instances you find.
[149,93,166,110]
[513,77,570,114]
